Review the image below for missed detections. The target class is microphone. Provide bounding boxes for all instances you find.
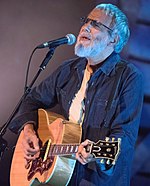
[37,33,76,49]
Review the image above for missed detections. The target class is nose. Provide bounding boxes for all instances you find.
[82,21,92,32]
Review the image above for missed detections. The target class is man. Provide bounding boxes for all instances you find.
[9,3,143,186]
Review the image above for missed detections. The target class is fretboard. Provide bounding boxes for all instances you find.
[48,144,80,156]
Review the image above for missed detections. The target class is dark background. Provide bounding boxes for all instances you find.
[0,0,149,185]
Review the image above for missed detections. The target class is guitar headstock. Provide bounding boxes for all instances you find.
[86,137,121,165]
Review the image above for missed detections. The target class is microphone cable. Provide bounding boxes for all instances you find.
[24,46,38,93]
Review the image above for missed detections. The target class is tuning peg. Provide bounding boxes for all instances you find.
[111,137,115,142]
[100,159,105,164]
[106,159,110,165]
[112,160,116,165]
[118,138,121,142]
[105,137,109,141]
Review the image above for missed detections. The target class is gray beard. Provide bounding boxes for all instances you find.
[75,43,94,57]
[74,42,105,58]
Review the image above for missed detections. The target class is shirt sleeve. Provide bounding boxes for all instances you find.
[95,65,144,176]
[9,64,63,134]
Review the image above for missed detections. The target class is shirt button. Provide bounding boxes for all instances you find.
[87,100,90,104]
[91,82,94,86]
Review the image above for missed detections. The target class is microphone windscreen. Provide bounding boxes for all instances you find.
[66,34,76,45]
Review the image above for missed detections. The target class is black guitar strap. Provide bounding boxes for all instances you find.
[103,61,127,128]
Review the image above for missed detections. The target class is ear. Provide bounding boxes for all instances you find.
[109,33,119,46]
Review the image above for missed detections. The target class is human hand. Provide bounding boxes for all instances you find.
[22,124,40,162]
[76,139,93,165]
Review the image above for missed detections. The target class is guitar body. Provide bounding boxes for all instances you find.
[10,109,82,186]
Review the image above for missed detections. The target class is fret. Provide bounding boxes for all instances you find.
[60,146,64,153]
[75,146,78,153]
[48,144,79,156]
[66,145,69,152]
[55,146,58,154]
[70,146,74,153]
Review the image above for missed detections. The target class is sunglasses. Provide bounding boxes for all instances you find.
[80,17,113,32]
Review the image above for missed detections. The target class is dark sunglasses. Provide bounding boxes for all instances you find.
[80,17,113,32]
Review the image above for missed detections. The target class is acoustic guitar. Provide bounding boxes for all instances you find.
[10,109,121,186]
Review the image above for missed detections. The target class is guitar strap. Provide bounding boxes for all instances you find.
[103,61,127,128]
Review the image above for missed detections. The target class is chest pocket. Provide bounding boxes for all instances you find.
[87,61,126,129]
[101,62,126,128]
[92,98,109,127]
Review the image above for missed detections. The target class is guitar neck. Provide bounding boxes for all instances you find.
[48,144,80,156]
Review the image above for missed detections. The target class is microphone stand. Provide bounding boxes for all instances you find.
[0,47,56,160]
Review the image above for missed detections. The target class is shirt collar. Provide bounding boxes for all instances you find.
[74,57,87,69]
[74,52,120,76]
[100,52,120,76]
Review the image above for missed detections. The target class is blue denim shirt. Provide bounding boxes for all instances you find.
[9,52,143,186]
